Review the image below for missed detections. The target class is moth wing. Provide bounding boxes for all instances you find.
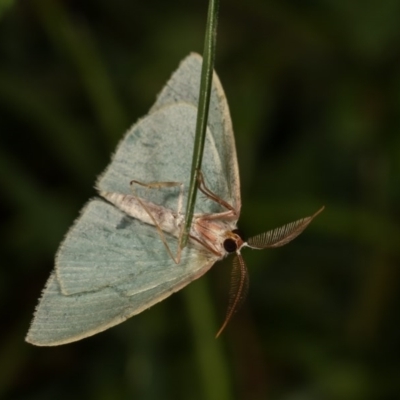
[27,54,239,345]
[97,104,231,214]
[151,53,241,211]
[26,200,216,346]
[26,262,214,346]
[98,54,240,213]
[55,199,214,295]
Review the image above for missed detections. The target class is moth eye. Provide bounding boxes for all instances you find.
[223,238,237,253]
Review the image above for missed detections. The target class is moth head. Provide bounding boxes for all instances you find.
[222,229,245,254]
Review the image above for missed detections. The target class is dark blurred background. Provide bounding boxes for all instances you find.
[1,0,400,399]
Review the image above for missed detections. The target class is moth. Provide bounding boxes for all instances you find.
[26,53,322,346]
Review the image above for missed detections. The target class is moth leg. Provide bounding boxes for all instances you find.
[188,234,222,257]
[129,180,185,264]
[197,171,239,218]
[130,180,185,215]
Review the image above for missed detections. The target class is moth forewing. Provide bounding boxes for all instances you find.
[149,54,241,214]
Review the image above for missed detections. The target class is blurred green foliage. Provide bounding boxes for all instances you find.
[1,0,399,399]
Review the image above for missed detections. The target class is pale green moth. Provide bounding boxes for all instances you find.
[26,53,323,346]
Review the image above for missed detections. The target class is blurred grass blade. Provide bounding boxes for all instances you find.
[184,278,232,400]
[0,148,74,253]
[31,0,128,147]
[0,70,100,184]
[0,0,15,20]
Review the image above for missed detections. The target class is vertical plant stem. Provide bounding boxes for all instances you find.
[184,278,232,400]
[179,0,231,399]
[181,0,220,248]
